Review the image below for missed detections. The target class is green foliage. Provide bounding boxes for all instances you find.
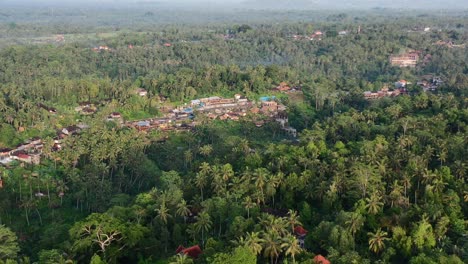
[211,246,256,264]
[0,8,467,264]
[0,225,19,260]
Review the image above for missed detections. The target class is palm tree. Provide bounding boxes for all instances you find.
[194,211,212,246]
[243,196,256,219]
[199,145,213,157]
[176,199,191,222]
[281,235,302,264]
[286,210,302,233]
[365,192,384,215]
[195,173,207,201]
[262,231,282,264]
[368,228,389,254]
[345,212,364,238]
[244,232,264,256]
[155,202,172,224]
[170,254,193,264]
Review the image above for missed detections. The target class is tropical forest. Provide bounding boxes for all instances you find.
[0,2,467,264]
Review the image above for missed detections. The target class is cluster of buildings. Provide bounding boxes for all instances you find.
[92,45,111,52]
[417,75,444,92]
[123,93,297,137]
[389,51,420,67]
[0,138,43,166]
[434,40,466,48]
[274,82,302,93]
[364,82,408,100]
[292,31,324,41]
[75,102,98,115]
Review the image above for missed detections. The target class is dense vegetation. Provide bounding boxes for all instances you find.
[0,6,467,264]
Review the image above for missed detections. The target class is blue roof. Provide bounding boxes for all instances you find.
[183,107,193,113]
[260,96,276,101]
[137,121,150,126]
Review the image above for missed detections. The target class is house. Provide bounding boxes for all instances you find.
[389,51,420,67]
[93,46,110,52]
[81,107,96,115]
[313,255,330,264]
[250,107,260,114]
[62,125,80,135]
[260,96,276,102]
[234,94,242,100]
[11,153,40,165]
[176,245,202,259]
[395,80,408,88]
[0,148,12,164]
[164,43,172,47]
[338,30,348,35]
[136,121,151,130]
[109,112,122,119]
[417,75,443,91]
[294,226,308,248]
[276,82,291,92]
[191,99,201,106]
[261,101,278,113]
[0,148,11,158]
[136,88,148,97]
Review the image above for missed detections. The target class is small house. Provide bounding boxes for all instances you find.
[176,245,202,259]
[313,255,330,264]
[294,226,308,248]
[276,82,291,92]
[136,88,148,97]
[395,80,408,88]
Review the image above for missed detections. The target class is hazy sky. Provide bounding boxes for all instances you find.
[1,0,467,9]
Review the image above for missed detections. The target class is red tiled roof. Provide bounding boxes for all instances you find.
[313,255,330,264]
[17,154,30,159]
[294,226,308,236]
[176,245,202,259]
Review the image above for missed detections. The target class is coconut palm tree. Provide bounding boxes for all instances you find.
[368,228,389,254]
[243,196,256,219]
[345,212,364,238]
[286,210,302,233]
[169,254,193,264]
[244,232,264,256]
[194,211,212,246]
[365,192,384,215]
[195,172,208,202]
[262,231,282,264]
[155,202,172,224]
[281,235,302,264]
[176,199,191,222]
[199,145,213,157]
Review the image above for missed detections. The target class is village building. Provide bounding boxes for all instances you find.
[261,101,278,113]
[417,75,443,91]
[136,88,148,97]
[364,85,406,100]
[389,51,420,67]
[394,80,408,88]
[176,245,202,259]
[11,152,41,165]
[294,226,308,248]
[62,125,81,136]
[0,148,12,164]
[275,82,291,92]
[313,255,331,264]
